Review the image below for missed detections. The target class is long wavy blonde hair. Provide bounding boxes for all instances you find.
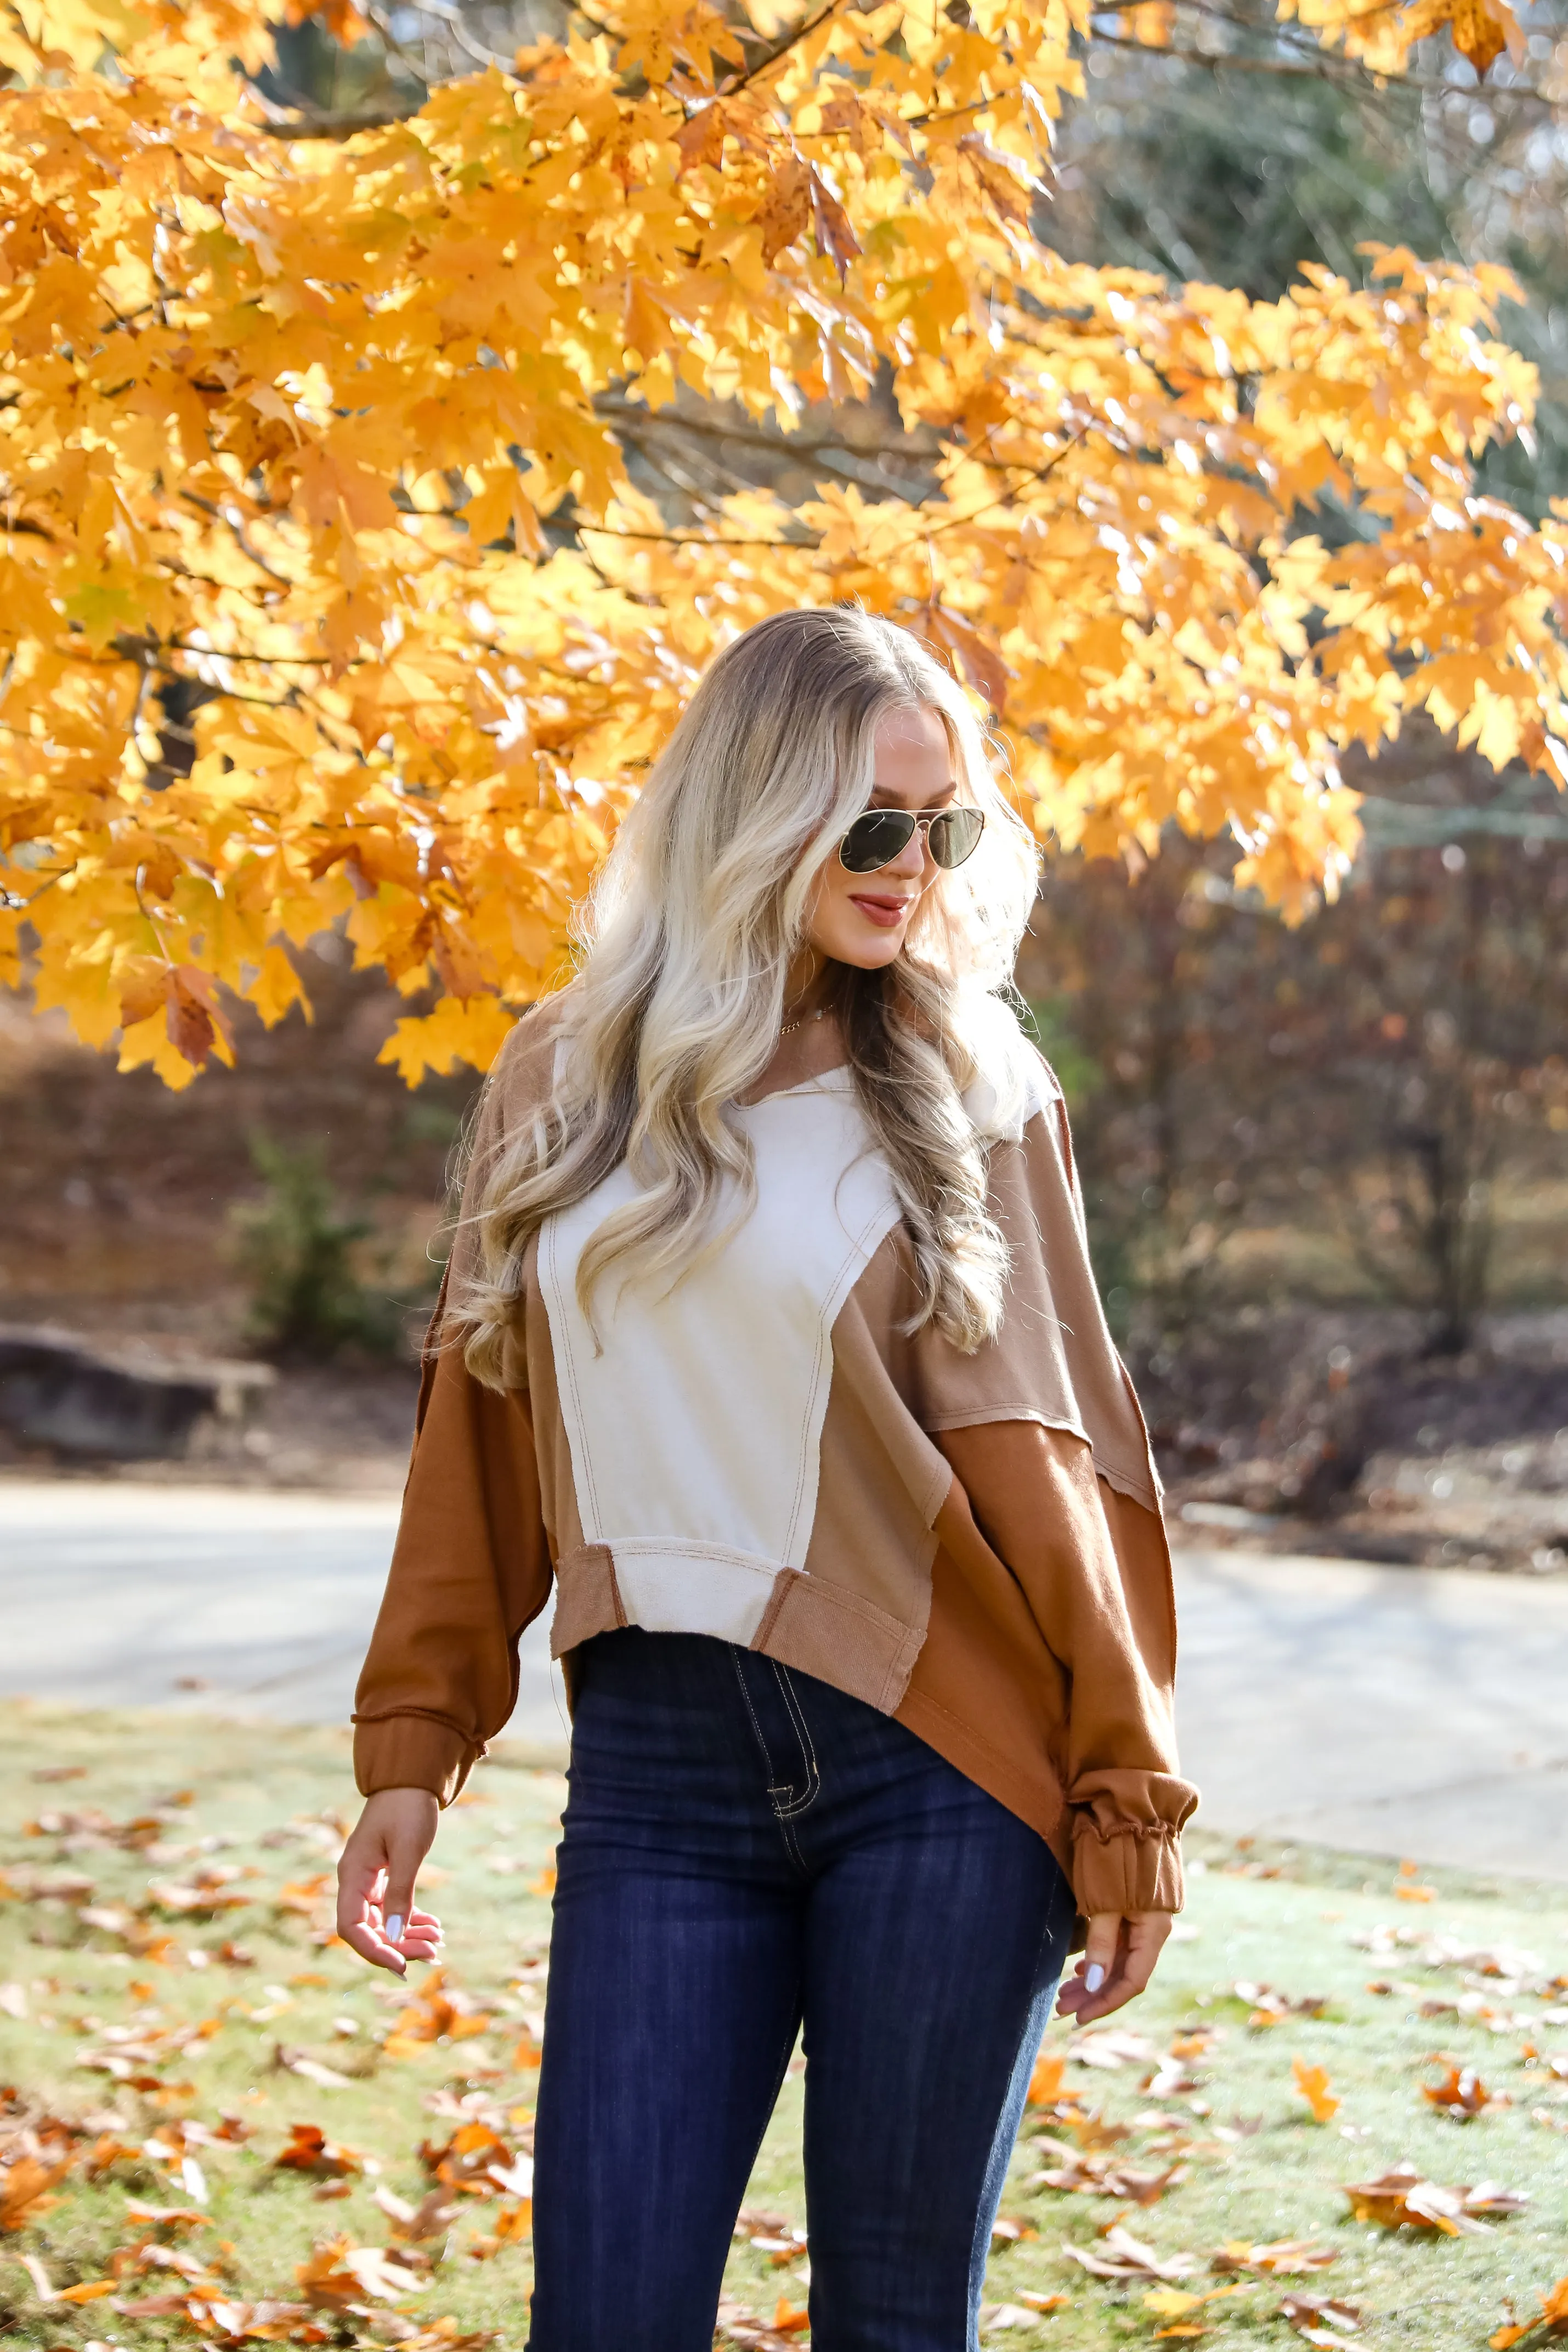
[451,606,1041,1384]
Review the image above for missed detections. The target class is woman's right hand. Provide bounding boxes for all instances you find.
[336,1788,444,1975]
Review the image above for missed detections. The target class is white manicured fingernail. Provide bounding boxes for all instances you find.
[1084,1963,1106,1994]
[386,1915,405,1944]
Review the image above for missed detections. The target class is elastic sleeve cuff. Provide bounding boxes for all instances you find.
[353,1712,480,1807]
[1068,1765,1199,1915]
[1071,1817,1186,1914]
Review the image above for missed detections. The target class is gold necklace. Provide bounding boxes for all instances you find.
[779,1004,827,1041]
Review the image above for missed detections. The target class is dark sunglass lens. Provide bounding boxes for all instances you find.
[840,810,918,874]
[926,808,984,869]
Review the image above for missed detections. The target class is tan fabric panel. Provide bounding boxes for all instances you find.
[550,1544,626,1658]
[909,1087,1162,1512]
[798,1277,948,1635]
[754,1568,927,1714]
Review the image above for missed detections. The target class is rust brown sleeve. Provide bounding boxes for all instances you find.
[351,1328,554,1803]
[936,1420,1198,1915]
[350,1011,561,1802]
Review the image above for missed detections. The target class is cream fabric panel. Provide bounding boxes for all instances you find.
[539,1071,902,1643]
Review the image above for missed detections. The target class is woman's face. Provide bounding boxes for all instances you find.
[805,704,955,974]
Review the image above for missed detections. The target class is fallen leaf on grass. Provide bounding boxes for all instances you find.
[1145,2059,1204,2100]
[1,2153,73,2229]
[1049,2105,1131,2152]
[1169,2031,1215,2060]
[274,2045,355,2091]
[1212,2240,1337,2277]
[0,1983,27,2020]
[1027,2054,1067,2105]
[122,2202,210,2229]
[1062,2224,1196,2281]
[83,2135,141,2180]
[375,2184,460,2241]
[1237,1982,1328,2029]
[1423,2063,1505,2118]
[735,2208,809,2264]
[276,1875,335,1916]
[717,2297,813,2351]
[1142,2299,1221,2344]
[1069,2029,1157,2070]
[377,2326,497,2350]
[296,2236,428,2308]
[383,1971,493,2060]
[19,2253,60,2300]
[1281,2289,1361,2345]
[1341,2163,1528,2235]
[1491,2273,1568,2346]
[772,2297,810,2334]
[420,2122,533,2200]
[146,1876,251,1916]
[1027,2142,1187,2206]
[273,2123,372,2178]
[1292,2059,1341,2124]
[464,2203,531,2259]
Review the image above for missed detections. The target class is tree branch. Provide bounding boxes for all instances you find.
[256,99,423,137]
[719,0,843,97]
[1089,25,1567,106]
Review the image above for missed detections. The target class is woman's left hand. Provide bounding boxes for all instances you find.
[1054,1911,1172,2026]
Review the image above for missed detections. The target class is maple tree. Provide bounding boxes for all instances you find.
[2,0,1565,1083]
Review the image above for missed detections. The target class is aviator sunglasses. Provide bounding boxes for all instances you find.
[837,804,986,875]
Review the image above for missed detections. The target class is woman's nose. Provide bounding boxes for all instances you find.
[885,826,928,879]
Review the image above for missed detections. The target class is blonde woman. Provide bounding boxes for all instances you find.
[337,608,1197,2352]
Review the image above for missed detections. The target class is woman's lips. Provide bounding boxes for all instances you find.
[848,893,914,929]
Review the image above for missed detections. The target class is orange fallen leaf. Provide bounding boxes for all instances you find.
[1490,2272,1568,2347]
[1212,2240,1337,2277]
[1062,2224,1196,2282]
[1292,2057,1341,2124]
[1342,2163,1527,2236]
[384,1969,493,2056]
[375,2183,460,2241]
[773,2297,811,2333]
[1028,2053,1067,2105]
[296,2236,427,2308]
[122,2202,210,2229]
[1423,2063,1501,2118]
[276,1875,336,1916]
[273,2123,369,2178]
[529,1868,557,1898]
[0,2155,73,2230]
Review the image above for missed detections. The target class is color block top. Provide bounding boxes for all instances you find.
[351,1007,1199,1916]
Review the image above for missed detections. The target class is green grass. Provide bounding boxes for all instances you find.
[1,1703,1566,2350]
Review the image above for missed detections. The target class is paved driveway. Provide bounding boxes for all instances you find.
[4,1479,1566,1879]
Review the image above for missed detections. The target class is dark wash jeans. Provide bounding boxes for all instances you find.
[527,1627,1075,2352]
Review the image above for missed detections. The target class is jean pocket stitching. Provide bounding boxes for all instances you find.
[768,1661,821,1818]
[730,1645,805,1822]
